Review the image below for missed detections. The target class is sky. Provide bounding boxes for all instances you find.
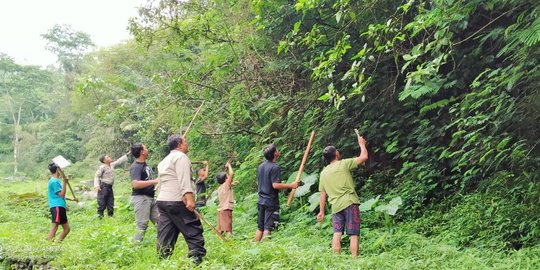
[0,0,147,67]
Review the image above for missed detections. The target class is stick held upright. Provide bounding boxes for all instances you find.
[286,131,316,207]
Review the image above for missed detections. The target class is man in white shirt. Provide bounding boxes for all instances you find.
[156,134,205,265]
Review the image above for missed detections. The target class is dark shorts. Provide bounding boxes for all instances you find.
[257,204,279,231]
[50,206,68,224]
[332,204,360,235]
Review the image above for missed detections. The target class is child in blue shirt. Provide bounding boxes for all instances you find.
[47,162,71,241]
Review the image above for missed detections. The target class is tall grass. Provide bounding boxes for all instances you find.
[0,179,538,269]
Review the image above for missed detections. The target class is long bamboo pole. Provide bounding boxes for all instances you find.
[286,131,316,206]
[182,101,205,138]
[191,161,206,164]
[194,209,226,242]
[156,102,206,191]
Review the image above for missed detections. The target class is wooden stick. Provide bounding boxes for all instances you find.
[58,169,78,202]
[354,128,361,138]
[194,209,226,242]
[286,131,316,206]
[179,107,185,134]
[182,101,205,138]
[66,182,77,202]
[191,161,205,164]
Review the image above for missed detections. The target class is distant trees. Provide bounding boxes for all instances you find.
[0,55,57,175]
[42,24,95,74]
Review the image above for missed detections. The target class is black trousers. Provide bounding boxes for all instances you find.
[97,183,114,217]
[156,201,206,258]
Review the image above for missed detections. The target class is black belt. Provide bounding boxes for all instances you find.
[100,182,113,187]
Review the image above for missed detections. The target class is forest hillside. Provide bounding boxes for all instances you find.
[0,0,539,269]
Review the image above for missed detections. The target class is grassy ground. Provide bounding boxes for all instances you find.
[0,179,539,269]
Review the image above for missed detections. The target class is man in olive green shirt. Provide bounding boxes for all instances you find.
[317,135,368,258]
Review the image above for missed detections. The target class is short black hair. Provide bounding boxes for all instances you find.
[167,134,183,151]
[216,172,227,184]
[99,154,106,163]
[323,146,338,164]
[131,143,144,158]
[263,143,277,161]
[48,162,59,174]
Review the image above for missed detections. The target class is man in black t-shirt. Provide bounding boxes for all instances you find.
[130,143,159,242]
[254,143,299,242]
[195,161,209,209]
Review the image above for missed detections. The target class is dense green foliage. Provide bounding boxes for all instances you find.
[0,0,539,268]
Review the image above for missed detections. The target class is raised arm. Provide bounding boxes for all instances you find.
[111,153,129,167]
[225,162,234,187]
[356,136,368,165]
[203,160,209,179]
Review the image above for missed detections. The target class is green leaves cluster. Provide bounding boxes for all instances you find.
[254,0,540,248]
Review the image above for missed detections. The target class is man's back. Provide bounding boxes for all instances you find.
[319,158,360,214]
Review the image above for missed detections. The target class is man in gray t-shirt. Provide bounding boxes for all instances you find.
[129,143,158,242]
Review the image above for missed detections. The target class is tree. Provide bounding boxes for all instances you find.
[0,55,56,175]
[42,24,95,73]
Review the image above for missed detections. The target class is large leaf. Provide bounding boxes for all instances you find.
[374,204,386,213]
[375,204,399,216]
[308,192,321,211]
[206,190,218,206]
[294,174,318,197]
[287,171,307,183]
[374,196,403,216]
[358,195,381,211]
[388,196,403,207]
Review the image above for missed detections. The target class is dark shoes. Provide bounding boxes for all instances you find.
[192,256,203,265]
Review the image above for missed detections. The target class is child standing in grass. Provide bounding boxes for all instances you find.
[47,162,71,242]
[216,162,237,235]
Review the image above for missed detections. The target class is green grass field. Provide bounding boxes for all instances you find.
[1,179,539,269]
